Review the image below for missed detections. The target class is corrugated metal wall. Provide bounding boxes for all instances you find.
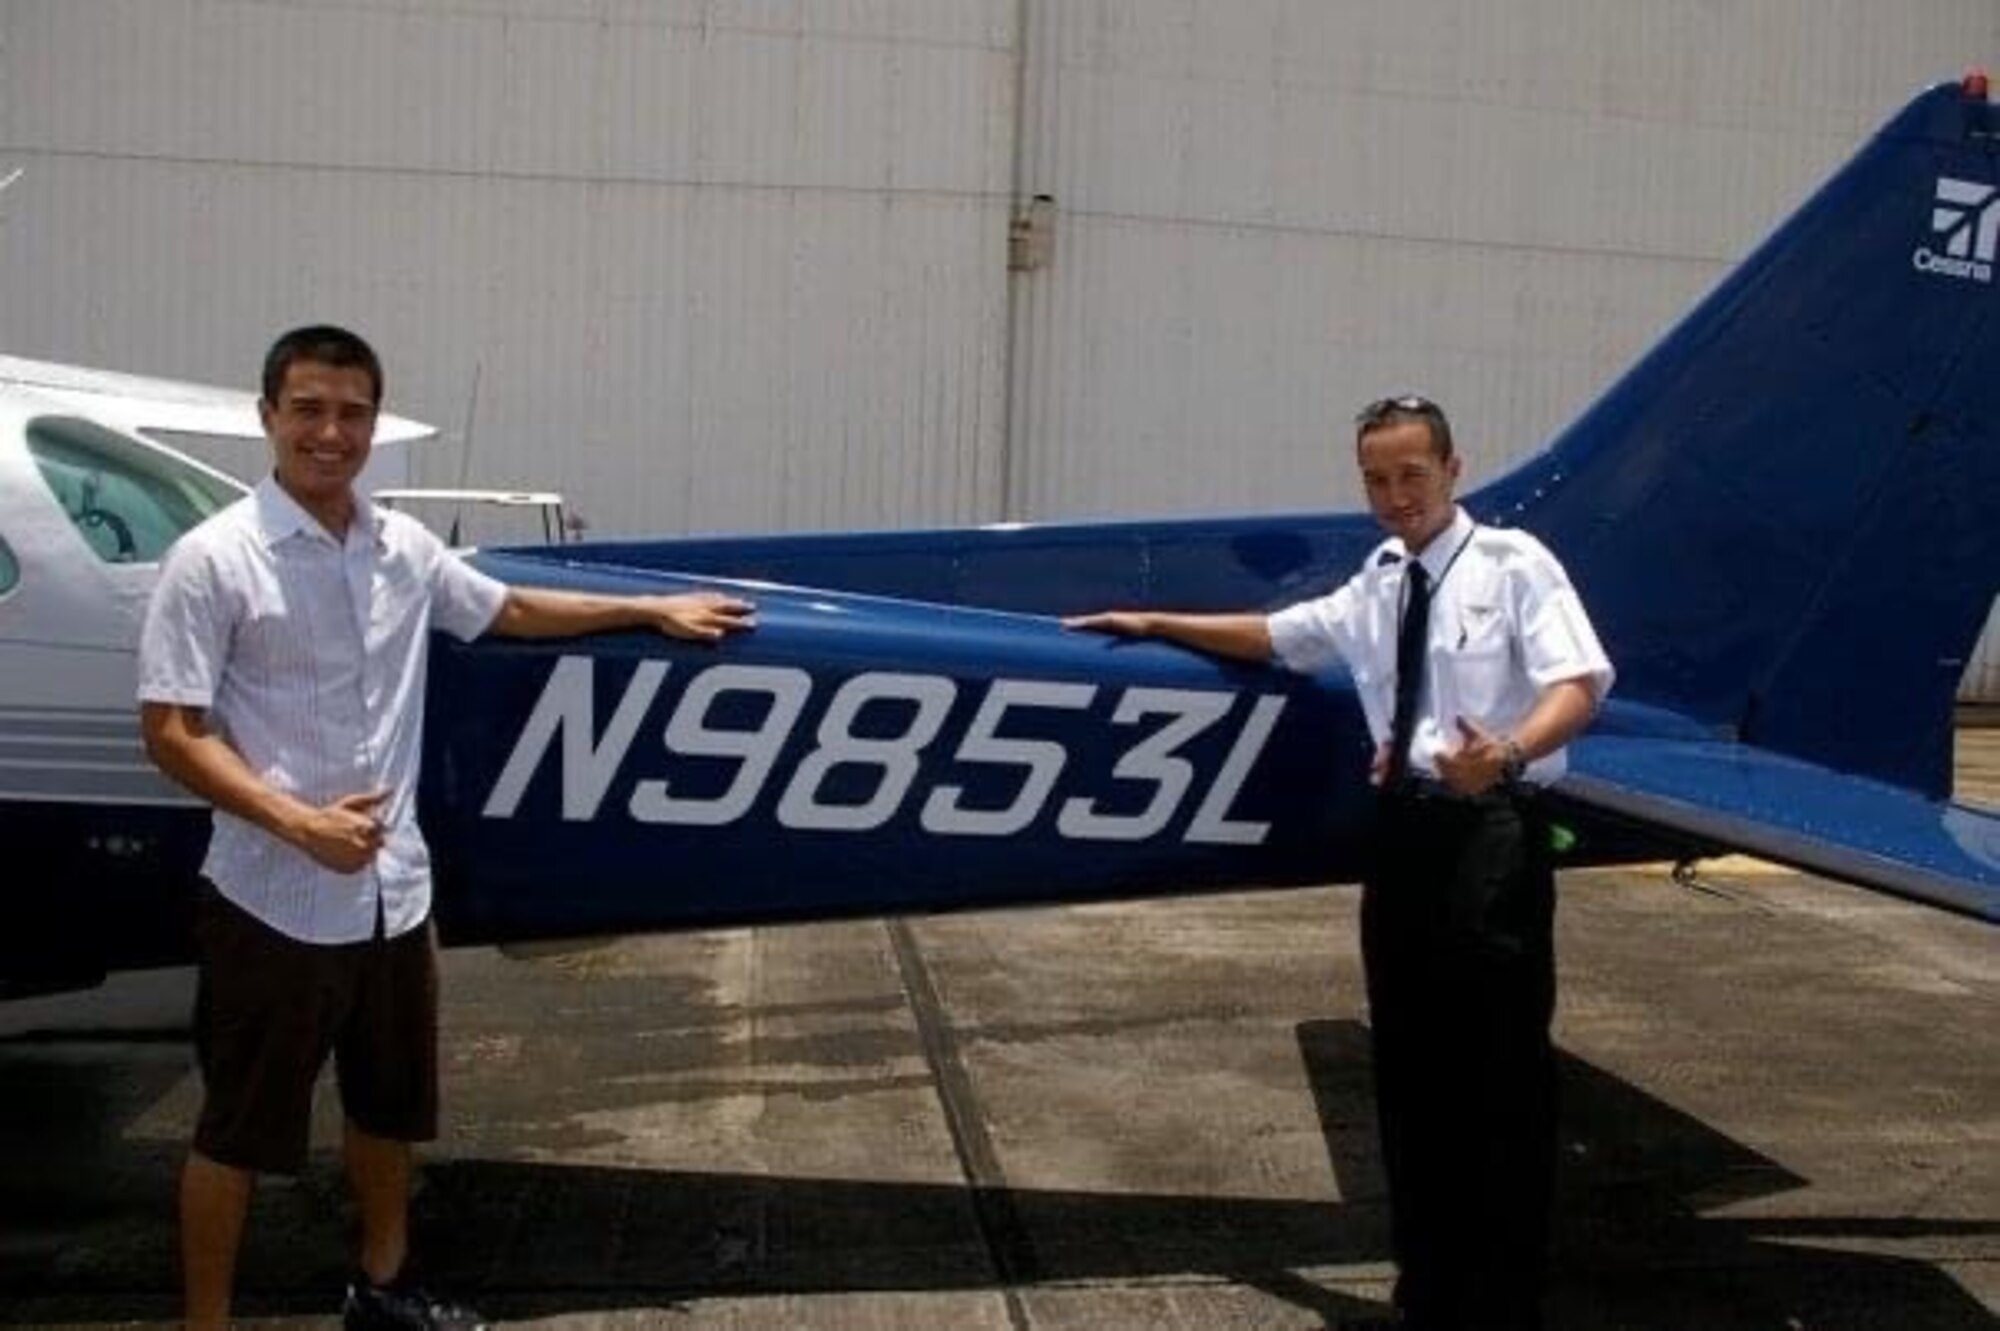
[0,0,1017,536]
[1967,601,2000,704]
[1007,0,2000,520]
[3,0,1996,693]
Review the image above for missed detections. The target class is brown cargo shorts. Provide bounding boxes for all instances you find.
[190,882,439,1174]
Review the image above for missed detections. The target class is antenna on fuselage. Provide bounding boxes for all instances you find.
[448,360,482,547]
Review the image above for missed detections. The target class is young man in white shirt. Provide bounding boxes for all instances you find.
[1066,396,1614,1331]
[139,324,755,1331]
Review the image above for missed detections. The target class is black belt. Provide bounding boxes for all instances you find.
[1383,775,1538,804]
[1384,775,1470,803]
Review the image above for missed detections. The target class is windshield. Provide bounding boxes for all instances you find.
[27,415,245,564]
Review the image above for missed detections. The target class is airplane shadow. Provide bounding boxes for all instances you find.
[2,1020,1995,1327]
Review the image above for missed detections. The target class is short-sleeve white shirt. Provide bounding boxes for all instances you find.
[1266,507,1613,785]
[137,476,509,943]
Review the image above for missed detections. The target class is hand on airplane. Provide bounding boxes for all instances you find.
[1061,610,1152,637]
[297,788,391,874]
[1436,717,1508,796]
[645,592,757,642]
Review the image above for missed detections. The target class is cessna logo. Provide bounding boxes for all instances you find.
[1912,176,1997,284]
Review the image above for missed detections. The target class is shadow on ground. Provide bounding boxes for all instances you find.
[2,1020,1994,1328]
[1298,1021,1999,1330]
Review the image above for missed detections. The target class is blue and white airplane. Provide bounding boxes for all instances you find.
[3,74,1997,1000]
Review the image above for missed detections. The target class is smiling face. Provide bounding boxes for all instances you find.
[260,358,379,534]
[1357,417,1461,553]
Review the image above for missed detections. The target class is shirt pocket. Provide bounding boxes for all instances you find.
[372,550,424,607]
[230,579,309,681]
[1443,604,1514,719]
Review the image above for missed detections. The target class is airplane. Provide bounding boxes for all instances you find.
[2,72,1996,1002]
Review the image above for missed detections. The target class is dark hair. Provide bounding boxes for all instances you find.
[260,324,384,407]
[1354,394,1454,461]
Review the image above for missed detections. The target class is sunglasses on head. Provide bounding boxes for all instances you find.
[1354,394,1445,427]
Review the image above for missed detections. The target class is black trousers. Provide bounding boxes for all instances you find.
[1362,785,1557,1331]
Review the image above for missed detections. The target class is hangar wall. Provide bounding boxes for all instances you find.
[0,0,1018,534]
[1008,0,2000,517]
[2,0,1996,694]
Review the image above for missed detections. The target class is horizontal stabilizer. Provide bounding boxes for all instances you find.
[1560,735,2000,924]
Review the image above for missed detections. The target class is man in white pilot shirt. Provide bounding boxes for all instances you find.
[1065,395,1613,1331]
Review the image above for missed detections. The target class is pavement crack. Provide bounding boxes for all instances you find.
[886,918,1038,1330]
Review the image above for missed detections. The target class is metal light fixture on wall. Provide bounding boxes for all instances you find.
[1008,194,1056,272]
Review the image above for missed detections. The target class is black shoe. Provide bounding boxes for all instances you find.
[343,1270,488,1330]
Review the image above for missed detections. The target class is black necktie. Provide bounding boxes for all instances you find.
[1385,561,1431,788]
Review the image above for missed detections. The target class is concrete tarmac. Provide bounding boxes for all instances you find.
[4,735,1996,1329]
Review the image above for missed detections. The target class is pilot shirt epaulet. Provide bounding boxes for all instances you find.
[1467,522,1555,561]
[1364,539,1408,588]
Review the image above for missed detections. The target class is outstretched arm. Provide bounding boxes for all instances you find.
[489,588,756,642]
[1062,610,1274,664]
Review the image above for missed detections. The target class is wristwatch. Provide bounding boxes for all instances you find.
[1500,737,1528,784]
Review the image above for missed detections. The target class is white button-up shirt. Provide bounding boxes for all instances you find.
[137,477,508,943]
[1267,507,1613,784]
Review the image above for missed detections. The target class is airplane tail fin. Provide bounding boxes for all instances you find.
[1476,75,2000,799]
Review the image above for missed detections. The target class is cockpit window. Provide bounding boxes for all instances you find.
[0,535,17,595]
[26,416,245,564]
